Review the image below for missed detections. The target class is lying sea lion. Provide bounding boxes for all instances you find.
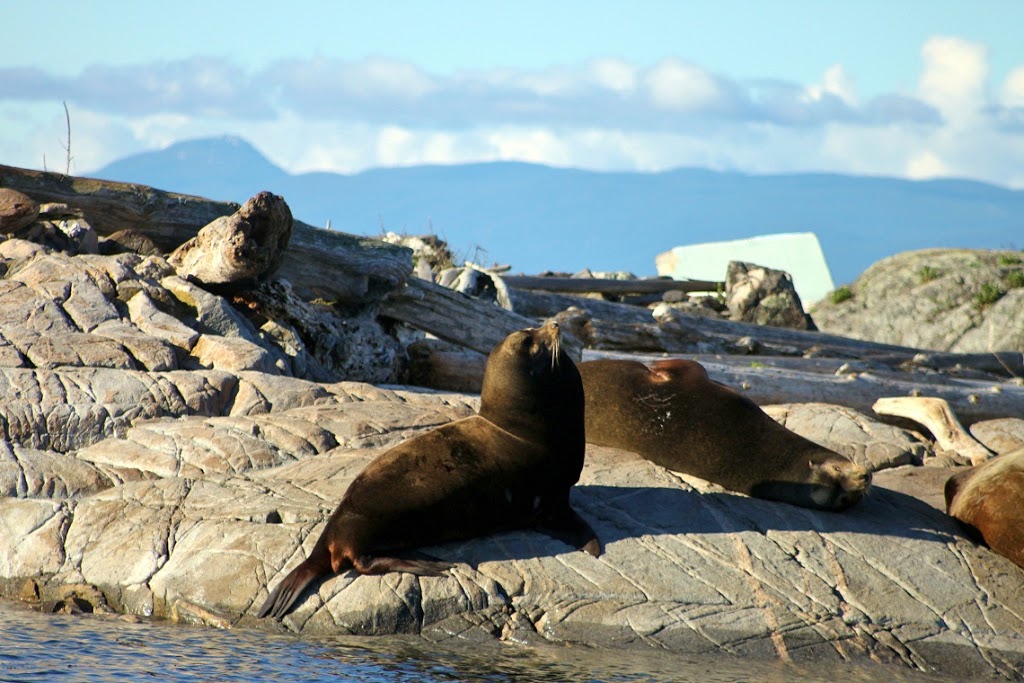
[579,358,870,511]
[258,322,600,619]
[945,446,1024,569]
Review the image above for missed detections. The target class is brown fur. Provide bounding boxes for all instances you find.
[258,323,599,620]
[579,358,871,511]
[945,446,1024,569]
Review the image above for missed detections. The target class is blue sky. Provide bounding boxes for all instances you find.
[2,0,1023,186]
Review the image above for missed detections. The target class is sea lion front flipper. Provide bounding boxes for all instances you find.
[352,554,454,576]
[535,506,602,557]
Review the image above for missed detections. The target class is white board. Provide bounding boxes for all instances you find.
[655,232,836,306]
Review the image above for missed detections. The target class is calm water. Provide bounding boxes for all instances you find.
[0,601,961,683]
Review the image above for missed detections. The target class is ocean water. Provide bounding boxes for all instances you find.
[0,600,958,683]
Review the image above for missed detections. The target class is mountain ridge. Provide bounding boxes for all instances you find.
[93,136,1024,285]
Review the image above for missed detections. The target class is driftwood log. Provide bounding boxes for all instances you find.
[403,341,1024,424]
[0,164,411,305]
[503,275,721,295]
[380,276,538,356]
[168,191,292,288]
[405,338,488,393]
[872,397,995,464]
[563,302,923,358]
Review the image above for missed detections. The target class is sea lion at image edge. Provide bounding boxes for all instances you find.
[945,446,1024,569]
[579,358,871,511]
[257,322,600,620]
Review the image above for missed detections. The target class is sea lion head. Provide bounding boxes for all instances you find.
[749,452,871,512]
[805,454,872,511]
[479,322,584,446]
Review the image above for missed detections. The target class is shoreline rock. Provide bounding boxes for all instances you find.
[3,171,1024,680]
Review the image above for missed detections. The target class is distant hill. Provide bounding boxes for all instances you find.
[94,136,1024,287]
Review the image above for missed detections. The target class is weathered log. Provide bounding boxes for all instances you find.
[0,164,412,304]
[588,351,1013,385]
[380,277,538,355]
[699,360,1023,425]
[402,343,1024,422]
[506,285,926,360]
[581,349,1024,425]
[0,163,235,246]
[657,307,924,358]
[168,191,292,288]
[405,338,487,393]
[503,275,720,295]
[282,220,412,304]
[904,351,1024,379]
[507,286,655,320]
[872,397,994,464]
[399,339,1024,423]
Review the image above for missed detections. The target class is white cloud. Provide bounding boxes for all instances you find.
[805,64,858,105]
[906,151,951,179]
[590,58,638,94]
[484,128,569,165]
[644,59,727,112]
[918,36,988,124]
[4,36,1024,189]
[1002,66,1024,108]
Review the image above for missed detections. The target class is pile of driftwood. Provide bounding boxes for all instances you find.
[2,164,1022,438]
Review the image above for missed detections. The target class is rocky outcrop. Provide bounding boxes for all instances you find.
[812,248,1024,353]
[0,235,1022,676]
[4,171,1024,679]
[4,387,1024,679]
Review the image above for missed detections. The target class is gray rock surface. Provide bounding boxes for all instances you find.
[4,239,1024,680]
[4,407,1024,679]
[726,261,815,330]
[763,403,929,470]
[971,418,1024,456]
[0,239,401,383]
[812,248,1024,353]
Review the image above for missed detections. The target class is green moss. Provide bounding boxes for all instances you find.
[748,361,766,368]
[973,282,1006,308]
[829,285,854,304]
[916,265,940,283]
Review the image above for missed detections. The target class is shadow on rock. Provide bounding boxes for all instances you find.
[573,483,964,546]
[414,483,965,569]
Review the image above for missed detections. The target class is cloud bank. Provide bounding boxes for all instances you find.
[2,36,1022,187]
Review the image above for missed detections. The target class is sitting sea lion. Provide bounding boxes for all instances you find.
[579,358,871,511]
[258,322,600,619]
[945,446,1024,569]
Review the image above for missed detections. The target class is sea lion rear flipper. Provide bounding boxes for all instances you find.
[257,556,327,620]
[536,506,602,557]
